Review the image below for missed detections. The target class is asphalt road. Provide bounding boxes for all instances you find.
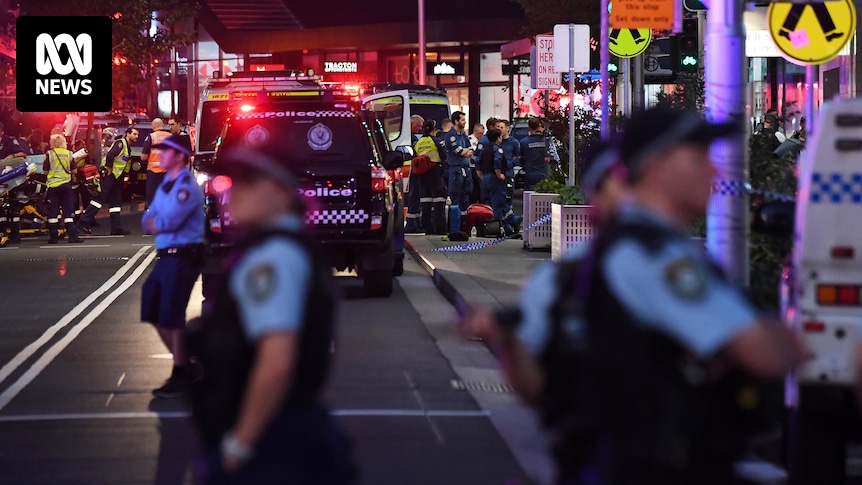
[0,215,536,485]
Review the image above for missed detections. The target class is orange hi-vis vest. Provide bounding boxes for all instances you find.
[146,130,171,173]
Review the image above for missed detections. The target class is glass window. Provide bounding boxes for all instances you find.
[363,95,404,143]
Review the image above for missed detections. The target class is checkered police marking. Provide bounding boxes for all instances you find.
[810,172,862,204]
[306,209,370,225]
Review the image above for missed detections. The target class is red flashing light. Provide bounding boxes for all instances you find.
[240,104,254,112]
[212,175,232,193]
[371,167,388,192]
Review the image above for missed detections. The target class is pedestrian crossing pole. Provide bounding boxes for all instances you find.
[600,0,611,139]
[705,0,749,285]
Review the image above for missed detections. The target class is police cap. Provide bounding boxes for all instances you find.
[620,106,738,182]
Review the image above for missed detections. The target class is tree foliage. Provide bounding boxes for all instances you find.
[509,0,600,36]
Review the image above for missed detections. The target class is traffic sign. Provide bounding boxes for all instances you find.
[768,0,856,65]
[553,24,591,73]
[532,35,559,89]
[609,28,652,58]
[611,0,675,29]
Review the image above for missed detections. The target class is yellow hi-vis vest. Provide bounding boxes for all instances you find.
[146,130,170,173]
[102,138,131,179]
[46,148,73,188]
[414,136,442,163]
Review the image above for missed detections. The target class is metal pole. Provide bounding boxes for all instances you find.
[569,24,576,186]
[632,53,644,112]
[622,57,631,116]
[418,0,426,84]
[806,65,816,136]
[705,0,748,285]
[600,0,610,139]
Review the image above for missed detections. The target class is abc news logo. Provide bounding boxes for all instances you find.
[17,16,111,112]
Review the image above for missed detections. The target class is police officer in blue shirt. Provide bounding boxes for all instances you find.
[444,111,474,211]
[188,144,355,484]
[584,107,805,485]
[140,134,205,398]
[480,128,521,236]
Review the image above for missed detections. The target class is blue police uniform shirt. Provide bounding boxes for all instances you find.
[444,128,472,168]
[493,146,505,171]
[141,169,204,249]
[229,214,311,340]
[472,134,490,166]
[520,134,547,173]
[500,137,520,173]
[600,207,757,358]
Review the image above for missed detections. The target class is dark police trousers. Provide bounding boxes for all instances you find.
[47,183,79,241]
[80,173,124,231]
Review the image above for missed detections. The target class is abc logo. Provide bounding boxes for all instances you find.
[16,16,111,112]
[35,33,93,95]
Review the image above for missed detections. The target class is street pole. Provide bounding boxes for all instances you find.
[600,0,610,139]
[622,57,630,116]
[806,65,816,136]
[418,0,426,84]
[632,53,644,112]
[569,24,577,186]
[705,0,748,285]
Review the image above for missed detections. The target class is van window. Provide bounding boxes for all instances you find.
[363,95,404,143]
[410,104,450,132]
[199,101,230,153]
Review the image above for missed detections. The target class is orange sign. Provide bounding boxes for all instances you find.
[611,0,675,29]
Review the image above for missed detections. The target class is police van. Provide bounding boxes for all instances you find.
[195,72,407,298]
[759,98,862,481]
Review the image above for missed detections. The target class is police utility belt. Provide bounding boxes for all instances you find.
[157,243,205,258]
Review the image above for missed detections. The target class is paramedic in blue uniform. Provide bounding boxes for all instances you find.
[520,118,550,190]
[584,107,805,485]
[458,139,628,485]
[471,117,497,204]
[498,119,520,185]
[140,134,204,398]
[189,145,355,484]
[481,128,520,236]
[444,111,474,211]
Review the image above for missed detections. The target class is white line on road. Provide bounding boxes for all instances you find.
[38,244,111,249]
[0,247,19,250]
[0,409,491,422]
[0,246,152,390]
[0,248,156,411]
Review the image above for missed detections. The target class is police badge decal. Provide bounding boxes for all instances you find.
[308,123,333,151]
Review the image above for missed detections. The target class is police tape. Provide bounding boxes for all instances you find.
[713,180,796,203]
[431,214,553,252]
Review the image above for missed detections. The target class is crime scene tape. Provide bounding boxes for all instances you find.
[713,180,796,203]
[432,214,553,252]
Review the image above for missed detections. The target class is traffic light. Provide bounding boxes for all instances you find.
[677,18,699,72]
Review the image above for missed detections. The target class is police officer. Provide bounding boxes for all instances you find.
[481,128,520,236]
[188,145,355,484]
[498,119,520,203]
[414,119,448,234]
[472,117,497,204]
[584,107,805,485]
[78,127,139,235]
[459,139,627,485]
[520,118,550,191]
[444,111,474,212]
[43,134,83,244]
[140,134,204,398]
[141,118,172,208]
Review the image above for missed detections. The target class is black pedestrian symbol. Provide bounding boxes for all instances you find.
[610,29,646,46]
[779,3,844,42]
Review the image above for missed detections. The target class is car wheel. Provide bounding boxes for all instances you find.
[393,254,404,277]
[363,269,394,297]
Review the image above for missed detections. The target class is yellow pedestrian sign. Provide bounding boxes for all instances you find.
[768,0,856,65]
[609,28,652,58]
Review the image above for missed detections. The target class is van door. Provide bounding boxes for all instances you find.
[362,90,412,149]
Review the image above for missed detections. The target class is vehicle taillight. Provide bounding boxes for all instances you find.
[802,321,826,333]
[817,284,862,306]
[371,215,383,230]
[831,246,855,259]
[212,175,232,193]
[371,167,388,192]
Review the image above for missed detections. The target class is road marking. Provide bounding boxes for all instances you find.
[117,373,126,387]
[0,409,491,422]
[84,235,125,239]
[148,353,174,359]
[0,247,19,250]
[104,393,114,408]
[0,248,156,411]
[0,246,152,389]
[39,244,111,249]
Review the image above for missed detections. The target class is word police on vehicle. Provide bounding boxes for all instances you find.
[15,16,112,112]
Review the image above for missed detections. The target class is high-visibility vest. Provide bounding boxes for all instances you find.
[46,148,73,188]
[414,136,442,163]
[146,130,170,173]
[102,138,131,178]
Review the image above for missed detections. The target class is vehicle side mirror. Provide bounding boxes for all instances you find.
[752,201,795,238]
[395,145,414,162]
[382,151,404,170]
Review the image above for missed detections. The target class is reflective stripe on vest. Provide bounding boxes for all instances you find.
[46,148,72,188]
[102,138,131,178]
[147,130,170,173]
[414,136,441,163]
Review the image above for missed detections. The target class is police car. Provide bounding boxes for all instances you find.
[196,72,407,298]
[757,98,862,481]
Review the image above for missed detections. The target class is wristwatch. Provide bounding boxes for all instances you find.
[221,431,254,463]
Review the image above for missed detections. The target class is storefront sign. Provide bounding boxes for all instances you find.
[427,61,463,75]
[250,63,285,71]
[324,61,358,73]
[502,63,530,75]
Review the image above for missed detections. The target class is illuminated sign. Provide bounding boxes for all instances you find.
[324,61,358,73]
[250,64,285,71]
[426,61,464,76]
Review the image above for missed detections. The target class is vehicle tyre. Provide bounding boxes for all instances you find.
[794,386,849,484]
[393,254,404,277]
[363,269,393,298]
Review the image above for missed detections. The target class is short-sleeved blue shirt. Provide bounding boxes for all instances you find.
[141,169,204,249]
[229,215,312,341]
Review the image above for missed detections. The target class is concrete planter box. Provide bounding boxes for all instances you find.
[522,191,557,250]
[551,203,595,261]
